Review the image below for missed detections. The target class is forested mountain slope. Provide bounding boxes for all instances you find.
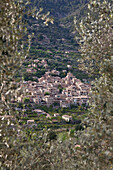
[20,0,90,82]
[29,0,89,48]
[31,0,88,18]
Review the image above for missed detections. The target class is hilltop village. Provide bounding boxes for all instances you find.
[18,71,90,108]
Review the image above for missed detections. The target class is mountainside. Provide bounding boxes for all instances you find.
[18,0,90,82]
[31,0,88,18]
[28,0,89,49]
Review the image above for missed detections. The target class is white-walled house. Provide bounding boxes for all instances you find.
[73,96,89,105]
[54,113,59,117]
[27,120,35,124]
[62,115,72,122]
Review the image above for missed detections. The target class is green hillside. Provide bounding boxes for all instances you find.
[19,0,90,82]
[29,0,89,49]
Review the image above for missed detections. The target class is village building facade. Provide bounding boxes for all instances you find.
[18,72,90,107]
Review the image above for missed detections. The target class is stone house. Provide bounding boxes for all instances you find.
[27,120,35,124]
[43,96,54,106]
[62,115,72,122]
[54,113,59,117]
[60,100,70,108]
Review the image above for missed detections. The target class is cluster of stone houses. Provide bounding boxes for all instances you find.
[18,72,90,108]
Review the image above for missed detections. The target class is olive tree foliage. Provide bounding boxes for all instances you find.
[0,1,27,168]
[12,138,76,170]
[0,0,53,169]
[73,0,113,169]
